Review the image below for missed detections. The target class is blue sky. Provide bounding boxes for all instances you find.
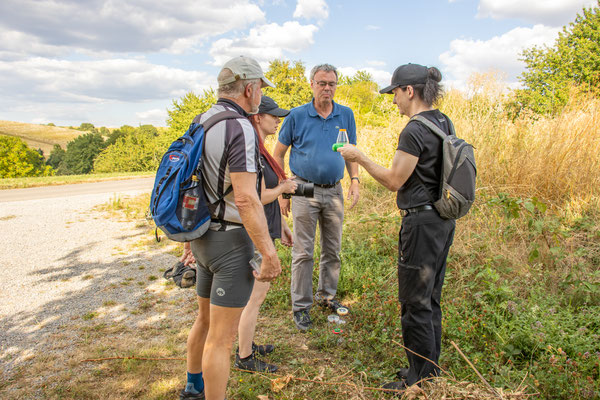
[0,0,595,127]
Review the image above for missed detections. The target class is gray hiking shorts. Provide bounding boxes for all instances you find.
[190,227,254,308]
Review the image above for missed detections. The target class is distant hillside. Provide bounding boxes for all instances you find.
[0,120,83,156]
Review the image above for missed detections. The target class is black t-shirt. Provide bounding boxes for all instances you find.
[396,109,451,210]
[261,155,282,239]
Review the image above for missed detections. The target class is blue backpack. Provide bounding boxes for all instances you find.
[150,110,241,242]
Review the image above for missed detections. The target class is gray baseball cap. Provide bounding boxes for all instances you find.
[380,63,429,94]
[218,56,276,88]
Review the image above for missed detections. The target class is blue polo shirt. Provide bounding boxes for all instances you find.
[278,100,357,185]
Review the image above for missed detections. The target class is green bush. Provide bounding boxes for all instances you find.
[0,135,53,178]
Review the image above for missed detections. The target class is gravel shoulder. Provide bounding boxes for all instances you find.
[0,186,186,379]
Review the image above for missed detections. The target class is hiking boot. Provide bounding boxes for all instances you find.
[179,386,205,400]
[293,309,312,331]
[252,341,274,356]
[395,367,409,380]
[180,268,196,288]
[382,380,407,397]
[235,353,278,373]
[318,298,349,315]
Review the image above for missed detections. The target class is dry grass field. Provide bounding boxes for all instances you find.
[0,120,82,155]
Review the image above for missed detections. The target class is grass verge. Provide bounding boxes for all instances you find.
[5,185,598,399]
[0,171,154,190]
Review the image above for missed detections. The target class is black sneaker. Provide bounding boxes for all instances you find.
[395,367,409,380]
[179,387,205,399]
[235,353,278,373]
[382,380,407,397]
[318,298,349,314]
[293,309,312,331]
[252,341,274,356]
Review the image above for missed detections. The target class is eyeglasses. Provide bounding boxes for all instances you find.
[315,81,337,88]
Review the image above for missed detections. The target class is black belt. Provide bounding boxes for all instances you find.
[296,176,339,189]
[314,182,339,188]
[400,205,434,217]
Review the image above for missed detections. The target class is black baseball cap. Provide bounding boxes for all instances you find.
[379,63,429,94]
[258,96,289,117]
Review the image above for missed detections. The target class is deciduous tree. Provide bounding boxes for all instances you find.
[514,1,600,114]
[61,133,106,174]
[0,136,53,178]
[263,59,312,109]
[166,90,217,138]
[46,144,66,170]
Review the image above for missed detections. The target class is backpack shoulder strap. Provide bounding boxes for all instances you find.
[193,110,242,133]
[407,114,452,203]
[409,115,448,140]
[197,110,243,215]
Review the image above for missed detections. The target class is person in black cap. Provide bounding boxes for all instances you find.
[337,63,456,392]
[235,96,296,373]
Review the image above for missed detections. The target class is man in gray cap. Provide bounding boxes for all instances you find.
[179,55,281,400]
[337,63,456,393]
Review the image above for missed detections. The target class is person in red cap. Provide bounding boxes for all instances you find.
[337,63,456,393]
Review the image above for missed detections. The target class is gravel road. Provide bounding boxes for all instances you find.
[0,181,183,378]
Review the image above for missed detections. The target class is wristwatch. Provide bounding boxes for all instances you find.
[351,177,360,183]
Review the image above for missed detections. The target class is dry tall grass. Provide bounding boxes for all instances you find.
[355,76,600,209]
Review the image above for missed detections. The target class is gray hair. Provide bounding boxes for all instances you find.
[310,64,338,81]
[217,68,260,97]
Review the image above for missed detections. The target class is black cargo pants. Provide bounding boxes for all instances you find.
[397,208,455,386]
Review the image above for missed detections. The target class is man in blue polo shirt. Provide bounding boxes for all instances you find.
[273,63,360,331]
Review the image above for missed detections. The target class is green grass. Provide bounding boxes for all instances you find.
[5,186,598,399]
[3,169,597,399]
[0,171,154,189]
[86,180,600,399]
[258,188,600,399]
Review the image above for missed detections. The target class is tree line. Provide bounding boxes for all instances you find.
[1,1,598,179]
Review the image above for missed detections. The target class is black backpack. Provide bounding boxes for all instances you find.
[410,115,477,219]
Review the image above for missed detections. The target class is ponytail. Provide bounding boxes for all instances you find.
[411,67,444,107]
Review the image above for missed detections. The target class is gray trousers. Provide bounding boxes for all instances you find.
[291,182,344,312]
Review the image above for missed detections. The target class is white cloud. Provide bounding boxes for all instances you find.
[136,109,168,125]
[477,0,596,26]
[0,57,213,104]
[365,25,381,31]
[209,21,319,67]
[293,0,329,20]
[337,66,392,89]
[439,24,561,90]
[0,0,265,55]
